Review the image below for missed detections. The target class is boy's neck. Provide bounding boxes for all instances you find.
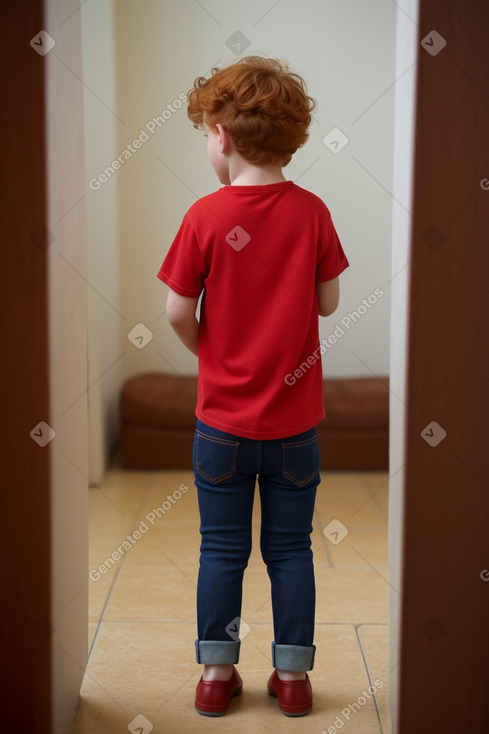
[226,157,287,186]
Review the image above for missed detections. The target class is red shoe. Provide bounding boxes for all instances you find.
[195,667,243,716]
[267,669,313,716]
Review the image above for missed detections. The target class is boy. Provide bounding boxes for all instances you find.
[157,56,349,717]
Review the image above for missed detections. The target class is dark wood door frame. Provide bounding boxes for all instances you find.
[0,0,52,730]
[390,1,489,731]
[1,1,88,732]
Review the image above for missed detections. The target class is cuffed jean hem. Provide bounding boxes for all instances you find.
[271,642,316,672]
[195,639,241,665]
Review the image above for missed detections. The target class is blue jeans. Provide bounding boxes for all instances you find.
[193,420,320,672]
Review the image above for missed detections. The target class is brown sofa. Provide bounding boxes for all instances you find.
[120,373,389,471]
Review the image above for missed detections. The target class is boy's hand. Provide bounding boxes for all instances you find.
[317,277,340,317]
[166,289,199,356]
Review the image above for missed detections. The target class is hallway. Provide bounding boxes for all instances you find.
[71,467,390,733]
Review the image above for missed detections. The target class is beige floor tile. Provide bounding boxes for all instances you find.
[315,566,389,624]
[89,493,146,625]
[99,550,388,627]
[102,549,198,623]
[316,472,387,528]
[88,503,142,547]
[358,472,390,522]
[89,577,114,625]
[140,472,198,520]
[70,621,385,733]
[311,524,332,566]
[357,624,391,733]
[74,467,391,732]
[138,524,201,565]
[88,622,98,651]
[240,564,274,623]
[101,537,274,625]
[325,527,389,567]
[88,477,152,556]
[90,471,153,516]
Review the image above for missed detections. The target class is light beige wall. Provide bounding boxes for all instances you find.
[82,0,122,483]
[112,0,395,383]
[388,1,419,730]
[45,0,88,730]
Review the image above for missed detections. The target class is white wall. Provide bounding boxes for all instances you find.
[82,1,122,483]
[388,1,419,731]
[83,0,396,472]
[45,0,88,730]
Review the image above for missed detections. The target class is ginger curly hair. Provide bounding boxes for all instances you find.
[187,56,316,166]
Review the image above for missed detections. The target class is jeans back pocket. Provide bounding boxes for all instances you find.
[282,436,320,487]
[194,430,239,484]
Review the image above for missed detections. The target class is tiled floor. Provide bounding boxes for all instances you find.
[71,467,391,733]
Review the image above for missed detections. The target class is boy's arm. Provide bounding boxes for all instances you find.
[166,289,199,356]
[317,277,340,317]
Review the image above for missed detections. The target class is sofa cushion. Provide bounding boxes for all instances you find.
[121,372,389,432]
[121,373,198,430]
[120,373,389,470]
[321,377,388,431]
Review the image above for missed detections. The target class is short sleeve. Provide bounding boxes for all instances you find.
[316,209,349,282]
[157,215,207,297]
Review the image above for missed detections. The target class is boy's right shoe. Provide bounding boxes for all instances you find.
[267,669,313,716]
[195,666,243,716]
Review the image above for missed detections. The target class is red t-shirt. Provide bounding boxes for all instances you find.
[157,180,349,439]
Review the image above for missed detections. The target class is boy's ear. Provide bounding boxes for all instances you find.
[215,123,230,154]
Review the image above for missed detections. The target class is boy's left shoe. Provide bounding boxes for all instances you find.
[267,669,313,716]
[195,667,243,716]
